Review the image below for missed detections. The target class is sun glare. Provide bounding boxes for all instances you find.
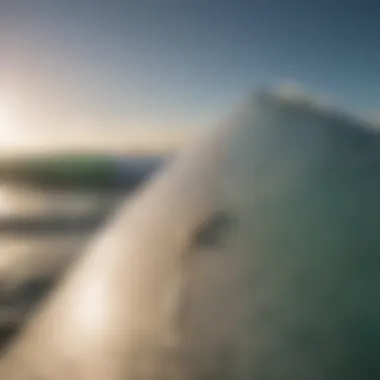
[0,105,11,127]
[0,103,19,145]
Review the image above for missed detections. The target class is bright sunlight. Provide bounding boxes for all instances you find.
[0,102,21,146]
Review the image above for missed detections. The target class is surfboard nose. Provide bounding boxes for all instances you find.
[2,90,380,379]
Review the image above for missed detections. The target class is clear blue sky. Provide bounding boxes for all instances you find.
[1,0,380,134]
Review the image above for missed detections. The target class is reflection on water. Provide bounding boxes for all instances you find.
[0,181,128,346]
[0,183,119,218]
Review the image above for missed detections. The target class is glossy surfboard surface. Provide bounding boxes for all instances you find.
[2,91,380,379]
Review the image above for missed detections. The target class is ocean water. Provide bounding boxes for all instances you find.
[0,182,128,347]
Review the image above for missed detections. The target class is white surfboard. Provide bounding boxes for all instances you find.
[1,90,380,379]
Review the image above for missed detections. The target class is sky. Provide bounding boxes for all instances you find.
[1,0,380,151]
